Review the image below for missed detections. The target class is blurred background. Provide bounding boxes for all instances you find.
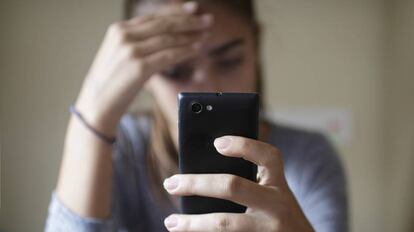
[0,0,413,231]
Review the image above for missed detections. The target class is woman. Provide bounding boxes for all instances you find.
[45,0,348,231]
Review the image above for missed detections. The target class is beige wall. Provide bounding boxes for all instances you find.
[0,0,412,231]
[384,0,414,231]
[258,1,387,231]
[0,1,123,231]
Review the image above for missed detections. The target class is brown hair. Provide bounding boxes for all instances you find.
[124,0,264,208]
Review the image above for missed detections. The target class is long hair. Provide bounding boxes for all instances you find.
[124,0,264,208]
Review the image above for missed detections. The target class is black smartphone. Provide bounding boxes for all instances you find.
[178,92,259,214]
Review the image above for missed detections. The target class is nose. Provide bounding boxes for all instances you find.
[192,64,220,92]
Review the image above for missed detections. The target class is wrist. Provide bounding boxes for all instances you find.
[69,105,117,144]
[73,100,120,138]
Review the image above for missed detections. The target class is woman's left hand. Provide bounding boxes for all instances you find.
[163,135,315,232]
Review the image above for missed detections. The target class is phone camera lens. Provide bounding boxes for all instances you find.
[191,102,203,114]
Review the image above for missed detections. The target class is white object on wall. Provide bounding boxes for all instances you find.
[267,108,353,146]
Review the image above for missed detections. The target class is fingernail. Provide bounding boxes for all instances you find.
[214,137,231,150]
[163,176,179,191]
[164,215,178,229]
[182,2,198,13]
[201,14,214,26]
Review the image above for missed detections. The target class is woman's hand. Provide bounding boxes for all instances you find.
[163,136,315,232]
[55,2,212,218]
[75,2,212,135]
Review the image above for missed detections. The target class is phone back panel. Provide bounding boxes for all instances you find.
[178,92,259,214]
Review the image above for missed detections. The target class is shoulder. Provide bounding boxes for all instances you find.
[267,122,335,161]
[267,120,347,194]
[267,123,349,231]
[266,121,345,188]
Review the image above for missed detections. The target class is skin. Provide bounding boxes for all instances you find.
[55,1,314,231]
[146,2,258,147]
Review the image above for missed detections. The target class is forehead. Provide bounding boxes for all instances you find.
[199,3,254,49]
[132,1,255,49]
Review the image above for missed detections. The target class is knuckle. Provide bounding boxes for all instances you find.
[224,175,242,197]
[137,60,151,77]
[107,22,120,33]
[108,23,130,42]
[269,217,282,231]
[215,215,231,232]
[123,43,136,57]
[178,217,191,230]
[132,48,144,59]
[134,60,146,74]
[255,143,280,168]
[237,138,250,151]
[269,145,280,156]
[118,30,129,42]
[182,176,195,193]
[108,22,124,36]
[267,146,280,163]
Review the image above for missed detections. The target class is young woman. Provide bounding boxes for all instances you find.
[45,1,348,231]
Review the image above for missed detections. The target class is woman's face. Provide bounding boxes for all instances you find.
[146,2,258,126]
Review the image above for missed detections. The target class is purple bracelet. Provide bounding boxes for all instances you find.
[69,105,116,145]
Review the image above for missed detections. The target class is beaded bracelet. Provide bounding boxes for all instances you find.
[69,105,116,145]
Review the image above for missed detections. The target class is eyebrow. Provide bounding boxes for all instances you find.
[208,38,245,57]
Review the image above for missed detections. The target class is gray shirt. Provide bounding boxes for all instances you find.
[45,114,348,232]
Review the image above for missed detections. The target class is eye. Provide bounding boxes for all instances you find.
[161,63,193,82]
[215,56,245,72]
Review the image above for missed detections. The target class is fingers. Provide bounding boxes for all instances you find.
[142,43,200,75]
[132,32,207,56]
[103,1,211,75]
[214,136,285,187]
[126,1,199,26]
[122,2,212,40]
[126,14,213,40]
[164,213,257,232]
[111,14,212,43]
[105,19,208,78]
[163,174,274,210]
[157,1,199,17]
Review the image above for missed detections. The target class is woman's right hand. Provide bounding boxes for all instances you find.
[75,2,212,136]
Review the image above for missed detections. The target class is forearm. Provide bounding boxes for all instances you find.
[55,115,114,219]
[53,0,210,222]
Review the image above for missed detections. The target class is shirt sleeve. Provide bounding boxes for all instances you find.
[44,114,141,232]
[44,192,114,232]
[287,133,349,232]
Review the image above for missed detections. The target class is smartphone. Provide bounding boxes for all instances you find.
[178,92,259,214]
